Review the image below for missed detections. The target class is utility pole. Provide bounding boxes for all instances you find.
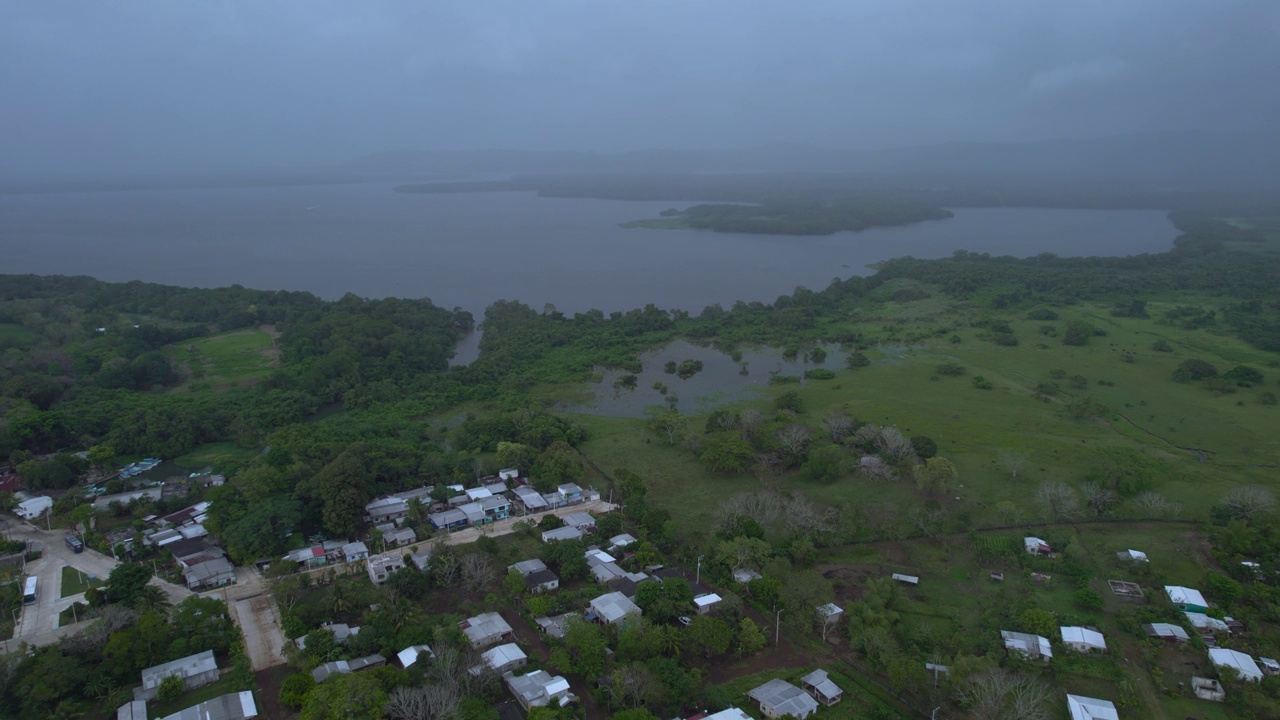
[775,608,783,646]
[696,555,704,585]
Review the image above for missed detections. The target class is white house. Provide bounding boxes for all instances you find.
[608,533,637,551]
[1066,694,1119,720]
[367,554,406,585]
[561,511,596,530]
[1024,536,1052,555]
[697,709,752,720]
[1165,585,1209,613]
[1001,630,1053,661]
[1143,622,1190,643]
[1185,612,1229,633]
[589,591,642,625]
[473,643,527,675]
[693,593,722,615]
[747,678,820,719]
[459,612,514,649]
[1060,626,1107,653]
[506,670,574,710]
[396,644,435,668]
[1209,648,1264,682]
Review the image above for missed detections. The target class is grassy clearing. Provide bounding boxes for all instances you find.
[575,298,1278,532]
[167,328,277,390]
[57,601,89,626]
[59,565,104,598]
[174,442,262,470]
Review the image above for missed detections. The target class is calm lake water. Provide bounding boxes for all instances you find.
[1,183,1177,317]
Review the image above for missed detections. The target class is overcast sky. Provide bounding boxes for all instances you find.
[2,0,1277,176]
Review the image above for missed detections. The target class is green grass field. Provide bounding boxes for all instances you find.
[59,565,104,598]
[174,442,263,470]
[57,601,89,626]
[167,328,278,390]
[575,298,1278,532]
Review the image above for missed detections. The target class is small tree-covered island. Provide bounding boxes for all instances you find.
[2,208,1280,720]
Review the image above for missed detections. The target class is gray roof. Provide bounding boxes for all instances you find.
[534,612,579,639]
[526,569,559,589]
[748,678,820,717]
[506,669,573,708]
[157,691,258,720]
[383,527,417,545]
[141,650,218,691]
[590,591,641,624]
[311,654,385,683]
[183,557,235,586]
[460,612,513,645]
[541,526,584,543]
[561,511,595,528]
[800,669,843,700]
[118,700,148,720]
[509,558,549,576]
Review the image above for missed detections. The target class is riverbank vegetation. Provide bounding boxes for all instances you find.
[0,203,1278,718]
[619,201,953,236]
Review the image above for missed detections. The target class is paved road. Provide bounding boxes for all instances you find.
[1,516,193,650]
[222,567,288,671]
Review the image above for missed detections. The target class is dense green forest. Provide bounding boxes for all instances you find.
[621,201,953,235]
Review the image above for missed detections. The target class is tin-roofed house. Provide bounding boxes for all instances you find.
[459,612,514,649]
[589,591,642,626]
[1060,626,1107,654]
[747,678,820,719]
[138,650,219,700]
[157,691,258,720]
[397,644,435,669]
[799,669,843,706]
[1001,630,1053,662]
[1066,694,1119,720]
[506,670,575,710]
[1165,585,1209,613]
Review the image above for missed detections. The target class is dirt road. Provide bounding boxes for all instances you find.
[230,593,287,671]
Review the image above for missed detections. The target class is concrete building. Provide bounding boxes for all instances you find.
[505,670,574,710]
[367,553,406,584]
[589,591,642,625]
[474,643,528,675]
[541,526,584,543]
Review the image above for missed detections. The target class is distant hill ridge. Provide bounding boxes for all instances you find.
[344,131,1280,191]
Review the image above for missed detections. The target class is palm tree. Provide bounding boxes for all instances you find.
[85,674,114,700]
[328,582,351,618]
[406,497,429,527]
[132,585,171,615]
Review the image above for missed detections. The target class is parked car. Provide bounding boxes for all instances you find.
[678,616,692,627]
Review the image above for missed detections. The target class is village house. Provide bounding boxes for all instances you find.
[526,569,560,594]
[589,591,642,625]
[1142,622,1190,643]
[484,480,508,495]
[312,654,386,683]
[816,603,844,625]
[1209,648,1264,682]
[693,593,722,615]
[460,612,515,649]
[694,710,752,720]
[466,486,494,502]
[283,545,329,568]
[1261,657,1280,676]
[509,558,549,576]
[608,533,637,551]
[1060,626,1107,653]
[1024,536,1052,556]
[15,496,53,520]
[541,526,584,543]
[499,468,521,482]
[93,487,163,511]
[481,495,510,521]
[295,622,360,650]
[1001,630,1053,661]
[513,485,549,512]
[1165,585,1209,613]
[410,550,431,571]
[542,490,567,509]
[534,612,579,640]
[562,511,595,531]
[1117,549,1149,562]
[182,556,236,591]
[396,644,435,669]
[558,483,584,504]
[381,526,417,548]
[367,554,406,585]
[364,496,408,525]
[1066,694,1119,720]
[1185,611,1230,633]
[342,541,369,563]
[474,643,528,675]
[505,669,575,710]
[429,508,469,531]
[747,678,820,719]
[138,650,219,700]
[156,691,258,720]
[799,669,843,706]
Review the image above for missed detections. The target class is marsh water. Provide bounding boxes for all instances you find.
[1,183,1177,318]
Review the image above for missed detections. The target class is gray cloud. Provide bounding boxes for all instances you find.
[1,0,1276,176]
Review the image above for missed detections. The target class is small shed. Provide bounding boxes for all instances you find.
[1024,536,1052,555]
[1116,549,1149,562]
[1060,626,1107,653]
[1192,676,1226,702]
[799,669,842,706]
[693,593,722,615]
[1066,694,1119,720]
[891,573,919,586]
